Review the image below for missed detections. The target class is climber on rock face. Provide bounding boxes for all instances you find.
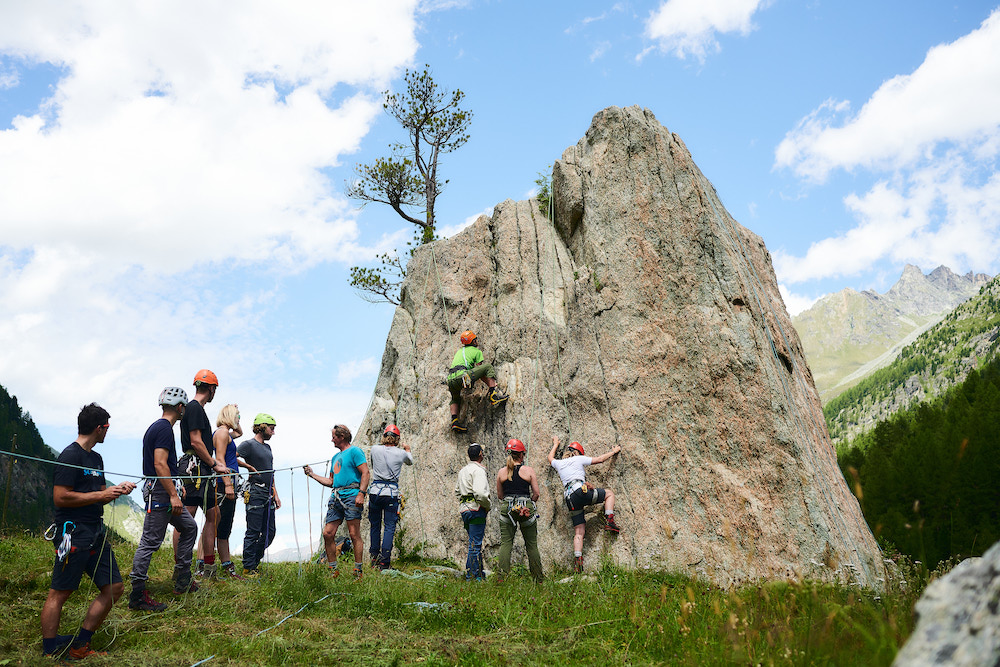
[548,435,621,573]
[446,330,507,432]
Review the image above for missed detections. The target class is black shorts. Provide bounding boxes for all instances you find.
[183,478,218,510]
[50,524,122,591]
[216,479,238,540]
[565,487,607,526]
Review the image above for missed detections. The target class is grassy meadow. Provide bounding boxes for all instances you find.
[0,529,941,666]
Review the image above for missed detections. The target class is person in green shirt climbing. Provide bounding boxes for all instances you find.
[447,330,507,431]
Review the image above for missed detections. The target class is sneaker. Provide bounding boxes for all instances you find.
[489,388,508,406]
[242,568,260,579]
[129,589,168,612]
[573,556,584,573]
[203,563,218,580]
[173,579,200,595]
[193,561,206,578]
[461,373,472,389]
[451,417,467,432]
[327,565,339,579]
[353,566,363,581]
[604,514,621,533]
[67,643,107,660]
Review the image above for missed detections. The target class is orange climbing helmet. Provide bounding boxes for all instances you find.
[384,424,401,436]
[460,330,477,346]
[505,438,526,453]
[193,369,219,387]
[568,441,585,455]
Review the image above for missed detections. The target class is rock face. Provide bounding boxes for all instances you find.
[893,540,1000,666]
[357,106,884,587]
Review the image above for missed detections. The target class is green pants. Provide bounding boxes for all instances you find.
[498,517,544,583]
[447,363,496,406]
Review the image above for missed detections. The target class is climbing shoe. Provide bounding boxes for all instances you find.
[451,417,467,432]
[488,388,508,406]
[173,579,200,595]
[129,589,168,612]
[573,556,584,573]
[462,373,472,389]
[604,514,621,533]
[67,642,107,660]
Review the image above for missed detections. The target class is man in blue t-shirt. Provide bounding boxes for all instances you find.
[40,403,136,660]
[304,424,369,579]
[128,387,199,612]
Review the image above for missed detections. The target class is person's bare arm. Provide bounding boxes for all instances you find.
[548,436,560,464]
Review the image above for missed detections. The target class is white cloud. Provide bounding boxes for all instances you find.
[644,0,769,61]
[590,41,612,62]
[775,9,1000,182]
[774,159,1000,284]
[337,357,380,386]
[0,1,422,474]
[438,206,492,238]
[778,285,818,317]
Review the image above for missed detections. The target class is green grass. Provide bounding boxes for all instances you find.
[0,531,938,666]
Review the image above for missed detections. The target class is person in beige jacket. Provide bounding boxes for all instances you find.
[455,443,491,581]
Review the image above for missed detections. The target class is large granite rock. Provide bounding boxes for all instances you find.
[894,540,1000,666]
[356,105,884,587]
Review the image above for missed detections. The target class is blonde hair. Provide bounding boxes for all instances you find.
[504,450,524,482]
[216,404,239,429]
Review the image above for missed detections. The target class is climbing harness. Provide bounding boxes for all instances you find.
[500,496,538,527]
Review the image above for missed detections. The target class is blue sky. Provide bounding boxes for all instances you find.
[2,0,998,554]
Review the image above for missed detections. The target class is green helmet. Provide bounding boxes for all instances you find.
[254,413,276,426]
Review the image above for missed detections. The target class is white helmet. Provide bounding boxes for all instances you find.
[158,386,188,407]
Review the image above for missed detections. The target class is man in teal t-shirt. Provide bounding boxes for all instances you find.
[304,424,370,579]
[447,330,507,432]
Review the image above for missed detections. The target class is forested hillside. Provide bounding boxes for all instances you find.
[825,275,1000,445]
[0,383,54,530]
[837,357,1000,569]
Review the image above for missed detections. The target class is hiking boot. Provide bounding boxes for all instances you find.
[173,579,200,595]
[488,388,508,406]
[67,643,107,660]
[129,589,168,612]
[42,635,73,657]
[604,514,621,533]
[461,373,472,389]
[451,417,467,432]
[573,556,584,573]
[223,562,244,580]
[242,568,260,579]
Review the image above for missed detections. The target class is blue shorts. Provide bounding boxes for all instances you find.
[50,523,122,591]
[325,494,363,523]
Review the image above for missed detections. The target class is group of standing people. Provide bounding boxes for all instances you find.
[456,435,622,583]
[40,370,281,658]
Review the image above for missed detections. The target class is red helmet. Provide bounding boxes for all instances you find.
[384,424,401,436]
[193,369,219,387]
[568,441,585,455]
[505,438,526,453]
[460,330,477,345]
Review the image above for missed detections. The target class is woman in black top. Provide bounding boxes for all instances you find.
[495,439,544,583]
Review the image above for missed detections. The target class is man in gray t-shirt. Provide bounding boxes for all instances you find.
[236,413,281,575]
